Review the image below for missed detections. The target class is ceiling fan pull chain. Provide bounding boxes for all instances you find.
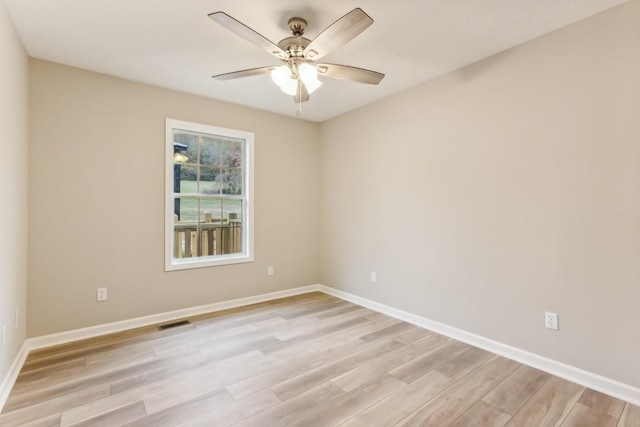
[296,79,303,117]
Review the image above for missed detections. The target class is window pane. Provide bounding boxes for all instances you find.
[173,132,197,164]
[174,197,198,222]
[223,139,243,168]
[223,199,242,222]
[200,167,220,195]
[199,198,222,224]
[222,199,243,255]
[198,198,221,257]
[221,168,242,195]
[200,136,221,167]
[173,197,198,259]
[175,165,197,194]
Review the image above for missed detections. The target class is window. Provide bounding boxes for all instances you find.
[165,119,254,271]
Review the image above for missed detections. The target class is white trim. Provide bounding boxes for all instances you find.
[1,286,321,411]
[1,284,319,413]
[164,118,255,271]
[3,283,639,412]
[27,285,319,351]
[168,253,254,271]
[0,341,29,412]
[317,285,640,407]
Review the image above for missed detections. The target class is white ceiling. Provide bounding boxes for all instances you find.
[3,0,627,122]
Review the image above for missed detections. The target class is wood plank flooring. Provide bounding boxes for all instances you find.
[1,292,638,426]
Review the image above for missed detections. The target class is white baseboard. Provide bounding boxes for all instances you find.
[3,283,639,412]
[318,285,640,407]
[27,285,321,350]
[0,341,29,412]
[0,284,320,413]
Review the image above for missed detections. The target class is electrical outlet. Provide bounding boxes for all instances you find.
[267,266,274,276]
[97,288,108,302]
[545,312,558,330]
[371,272,377,283]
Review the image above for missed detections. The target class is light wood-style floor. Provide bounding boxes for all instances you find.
[1,292,639,426]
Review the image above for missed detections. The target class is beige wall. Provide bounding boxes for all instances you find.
[21,0,640,392]
[28,60,321,337]
[0,3,28,384]
[320,1,640,388]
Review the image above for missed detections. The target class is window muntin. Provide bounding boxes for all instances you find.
[165,119,254,271]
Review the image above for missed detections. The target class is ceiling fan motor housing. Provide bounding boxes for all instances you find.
[278,36,310,59]
[278,17,312,59]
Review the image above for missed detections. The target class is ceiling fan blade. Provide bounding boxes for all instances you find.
[294,82,309,103]
[208,12,287,59]
[212,66,273,81]
[304,8,373,61]
[316,63,384,85]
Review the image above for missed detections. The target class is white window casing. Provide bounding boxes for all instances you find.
[165,118,254,271]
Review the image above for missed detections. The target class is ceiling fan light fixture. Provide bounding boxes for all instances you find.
[279,78,298,96]
[303,77,322,94]
[270,65,292,88]
[298,63,322,94]
[271,65,298,95]
[298,63,318,82]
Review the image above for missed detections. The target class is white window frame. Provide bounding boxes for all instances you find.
[165,118,254,271]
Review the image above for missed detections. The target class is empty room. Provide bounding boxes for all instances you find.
[1,0,639,425]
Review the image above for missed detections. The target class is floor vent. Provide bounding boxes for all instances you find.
[158,320,190,330]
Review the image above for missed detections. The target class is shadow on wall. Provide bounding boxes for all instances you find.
[455,48,515,83]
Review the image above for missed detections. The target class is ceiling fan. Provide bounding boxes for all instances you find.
[208,8,385,104]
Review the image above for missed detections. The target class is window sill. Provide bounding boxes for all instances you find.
[165,254,254,271]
